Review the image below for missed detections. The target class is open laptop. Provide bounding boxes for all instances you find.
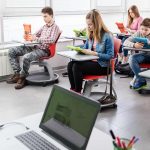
[14,85,100,150]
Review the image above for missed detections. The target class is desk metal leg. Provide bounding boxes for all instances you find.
[62,39,75,77]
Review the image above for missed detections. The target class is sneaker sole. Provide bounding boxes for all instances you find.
[134,85,147,91]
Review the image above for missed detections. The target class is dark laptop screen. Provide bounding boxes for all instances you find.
[40,85,100,150]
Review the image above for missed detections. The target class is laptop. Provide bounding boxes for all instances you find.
[13,85,100,150]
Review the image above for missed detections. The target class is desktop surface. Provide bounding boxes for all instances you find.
[123,46,150,52]
[0,113,113,150]
[57,51,99,61]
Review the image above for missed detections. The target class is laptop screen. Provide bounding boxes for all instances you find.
[39,85,100,150]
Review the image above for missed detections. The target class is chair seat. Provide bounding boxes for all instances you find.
[140,63,150,68]
[83,75,105,80]
[39,56,50,60]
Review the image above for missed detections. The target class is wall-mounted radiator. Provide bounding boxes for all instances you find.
[0,49,13,77]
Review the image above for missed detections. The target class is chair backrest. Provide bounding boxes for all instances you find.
[111,37,122,71]
[41,32,62,60]
[49,32,62,58]
[113,37,121,58]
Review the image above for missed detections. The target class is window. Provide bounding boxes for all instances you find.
[126,0,150,11]
[96,0,125,12]
[52,0,90,12]
[3,0,49,17]
[6,0,46,8]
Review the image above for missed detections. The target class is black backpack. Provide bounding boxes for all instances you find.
[115,61,134,77]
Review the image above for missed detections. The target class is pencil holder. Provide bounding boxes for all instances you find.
[113,138,135,150]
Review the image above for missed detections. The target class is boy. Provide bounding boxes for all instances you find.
[7,7,61,89]
[123,18,150,90]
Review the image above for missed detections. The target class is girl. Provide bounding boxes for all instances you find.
[126,5,143,34]
[67,9,114,93]
[118,5,143,63]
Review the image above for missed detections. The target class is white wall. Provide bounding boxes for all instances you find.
[0,0,4,42]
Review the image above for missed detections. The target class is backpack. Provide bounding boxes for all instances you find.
[115,62,134,77]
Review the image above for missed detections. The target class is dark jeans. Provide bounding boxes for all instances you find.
[117,35,128,57]
[67,61,108,92]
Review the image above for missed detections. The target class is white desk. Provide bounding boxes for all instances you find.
[123,47,150,52]
[139,70,150,78]
[0,41,40,50]
[63,36,86,45]
[0,41,23,50]
[0,113,113,150]
[64,36,86,41]
[114,33,131,37]
[57,51,99,61]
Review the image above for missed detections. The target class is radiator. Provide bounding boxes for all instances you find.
[0,49,13,76]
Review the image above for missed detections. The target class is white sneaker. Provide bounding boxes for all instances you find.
[130,76,136,87]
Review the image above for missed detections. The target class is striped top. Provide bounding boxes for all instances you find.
[34,21,61,50]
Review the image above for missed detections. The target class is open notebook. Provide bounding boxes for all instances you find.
[67,45,84,54]
[116,22,128,34]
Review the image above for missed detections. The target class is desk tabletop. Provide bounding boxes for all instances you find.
[64,36,86,41]
[57,50,99,61]
[139,70,150,78]
[0,41,40,50]
[0,41,23,50]
[113,33,131,37]
[123,46,150,52]
[0,112,113,150]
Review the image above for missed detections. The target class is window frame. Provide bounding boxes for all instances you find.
[51,0,91,15]
[96,0,125,13]
[3,0,50,17]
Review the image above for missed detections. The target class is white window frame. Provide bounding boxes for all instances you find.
[126,0,150,12]
[51,0,92,15]
[96,0,125,13]
[3,0,50,17]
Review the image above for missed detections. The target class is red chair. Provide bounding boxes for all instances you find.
[82,37,121,107]
[26,32,61,86]
[137,63,150,94]
[139,63,150,68]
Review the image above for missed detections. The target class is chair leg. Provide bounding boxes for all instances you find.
[39,61,54,79]
[83,80,97,97]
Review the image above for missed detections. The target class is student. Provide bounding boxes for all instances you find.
[126,5,143,34]
[123,18,150,90]
[67,9,114,94]
[6,7,61,89]
[118,5,143,63]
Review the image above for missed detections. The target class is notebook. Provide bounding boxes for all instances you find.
[115,22,128,34]
[67,45,84,54]
[23,24,31,41]
[14,85,100,150]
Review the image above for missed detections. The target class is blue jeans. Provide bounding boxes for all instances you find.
[129,53,150,80]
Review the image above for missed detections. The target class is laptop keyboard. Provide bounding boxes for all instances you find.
[15,130,61,150]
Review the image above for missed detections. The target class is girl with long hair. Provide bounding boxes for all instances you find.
[67,9,114,95]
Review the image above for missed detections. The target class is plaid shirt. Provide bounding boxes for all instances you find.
[34,21,61,50]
